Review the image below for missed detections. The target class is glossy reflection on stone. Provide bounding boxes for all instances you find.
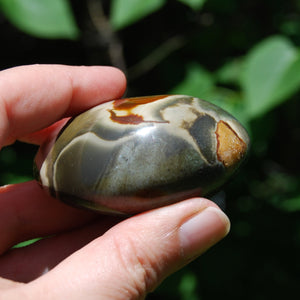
[36,95,250,214]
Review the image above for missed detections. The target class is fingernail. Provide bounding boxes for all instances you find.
[179,206,230,260]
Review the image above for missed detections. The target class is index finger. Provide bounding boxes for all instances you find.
[0,64,126,147]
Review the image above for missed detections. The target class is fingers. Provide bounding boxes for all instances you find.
[0,64,127,251]
[0,181,101,254]
[0,216,122,283]
[0,64,126,147]
[19,198,230,300]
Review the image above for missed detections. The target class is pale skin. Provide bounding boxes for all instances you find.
[0,65,230,299]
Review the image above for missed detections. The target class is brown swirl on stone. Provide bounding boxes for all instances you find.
[109,109,145,125]
[113,95,169,110]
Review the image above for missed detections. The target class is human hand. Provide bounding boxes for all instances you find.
[0,65,230,299]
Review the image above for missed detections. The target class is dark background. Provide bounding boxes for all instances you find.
[1,0,300,299]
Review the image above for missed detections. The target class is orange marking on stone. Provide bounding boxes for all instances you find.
[113,95,169,110]
[109,95,170,125]
[109,110,144,125]
[215,121,247,168]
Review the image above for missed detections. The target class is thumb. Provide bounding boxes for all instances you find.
[22,198,230,299]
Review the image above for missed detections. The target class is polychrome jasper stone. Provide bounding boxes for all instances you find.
[36,95,249,214]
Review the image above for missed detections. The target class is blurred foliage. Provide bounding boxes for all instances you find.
[0,0,79,39]
[110,0,166,30]
[12,238,41,249]
[1,0,300,299]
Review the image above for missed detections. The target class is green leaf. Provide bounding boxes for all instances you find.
[278,196,300,212]
[170,63,249,126]
[1,173,33,184]
[272,55,300,103]
[110,0,165,30]
[0,0,79,39]
[206,88,249,128]
[13,238,42,248]
[216,58,244,86]
[179,272,198,300]
[241,36,300,119]
[170,63,214,98]
[177,0,206,10]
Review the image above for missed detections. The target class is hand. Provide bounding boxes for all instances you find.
[0,65,230,299]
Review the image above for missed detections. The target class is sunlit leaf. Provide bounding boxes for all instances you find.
[170,63,214,98]
[177,0,206,10]
[13,238,41,248]
[206,88,249,128]
[216,58,244,86]
[110,0,165,30]
[170,63,248,126]
[241,36,300,119]
[272,55,300,103]
[0,0,79,39]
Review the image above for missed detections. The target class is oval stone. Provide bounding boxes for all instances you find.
[37,95,250,214]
